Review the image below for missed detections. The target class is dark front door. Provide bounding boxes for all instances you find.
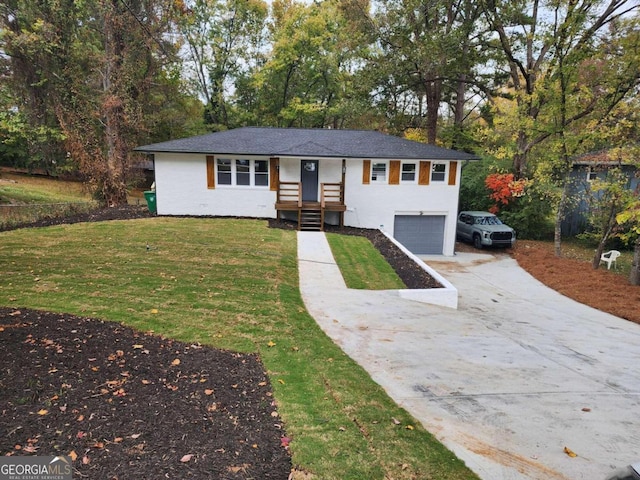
[301,160,319,202]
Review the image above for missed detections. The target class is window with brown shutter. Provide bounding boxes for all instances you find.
[419,161,431,185]
[362,159,371,184]
[448,161,458,185]
[206,155,215,189]
[389,161,400,185]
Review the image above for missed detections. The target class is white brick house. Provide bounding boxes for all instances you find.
[135,127,478,255]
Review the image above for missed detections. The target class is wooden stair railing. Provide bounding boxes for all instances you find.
[277,182,302,207]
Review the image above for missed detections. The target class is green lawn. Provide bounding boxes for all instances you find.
[0,218,478,480]
[0,172,97,227]
[0,172,91,204]
[326,232,406,290]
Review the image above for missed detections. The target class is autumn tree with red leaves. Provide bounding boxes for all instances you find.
[485,172,527,213]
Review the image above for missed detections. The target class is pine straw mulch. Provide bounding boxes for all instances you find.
[511,240,640,325]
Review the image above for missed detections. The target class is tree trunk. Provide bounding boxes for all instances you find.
[630,236,640,285]
[513,131,528,179]
[101,0,130,207]
[424,79,441,145]
[591,204,618,269]
[554,186,568,257]
[103,95,129,206]
[454,73,466,126]
[449,73,467,150]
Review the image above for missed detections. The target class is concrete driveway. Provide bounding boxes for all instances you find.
[297,232,640,480]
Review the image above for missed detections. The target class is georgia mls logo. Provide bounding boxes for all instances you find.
[0,456,72,480]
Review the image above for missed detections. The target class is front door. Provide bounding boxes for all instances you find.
[301,160,319,202]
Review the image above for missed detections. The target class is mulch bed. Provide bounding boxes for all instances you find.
[0,308,291,479]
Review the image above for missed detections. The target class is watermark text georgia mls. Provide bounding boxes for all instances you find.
[0,456,72,480]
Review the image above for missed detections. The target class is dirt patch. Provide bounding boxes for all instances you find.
[0,308,291,479]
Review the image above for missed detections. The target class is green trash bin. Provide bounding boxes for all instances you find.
[143,190,157,214]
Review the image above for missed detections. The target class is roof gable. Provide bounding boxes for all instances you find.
[135,127,479,161]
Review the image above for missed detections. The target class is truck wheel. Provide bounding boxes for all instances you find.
[473,234,483,249]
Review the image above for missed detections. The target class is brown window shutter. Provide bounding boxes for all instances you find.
[389,161,400,185]
[419,161,431,185]
[448,161,458,185]
[269,157,279,191]
[206,155,215,189]
[362,159,371,184]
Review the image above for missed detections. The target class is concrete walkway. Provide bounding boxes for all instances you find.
[297,231,640,480]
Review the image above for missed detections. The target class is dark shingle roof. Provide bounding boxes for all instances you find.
[135,127,478,161]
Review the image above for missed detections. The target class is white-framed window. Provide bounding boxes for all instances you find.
[431,162,447,182]
[587,166,598,182]
[401,162,417,182]
[217,158,232,185]
[254,160,269,186]
[371,161,387,183]
[217,158,269,187]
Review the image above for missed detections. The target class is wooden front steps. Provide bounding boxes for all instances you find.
[299,208,323,231]
[275,182,346,231]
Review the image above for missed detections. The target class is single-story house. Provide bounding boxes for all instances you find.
[562,150,639,236]
[135,127,478,255]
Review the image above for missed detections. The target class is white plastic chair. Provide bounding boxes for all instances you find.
[600,250,621,270]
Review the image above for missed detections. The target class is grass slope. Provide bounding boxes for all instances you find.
[0,218,478,480]
[0,172,90,204]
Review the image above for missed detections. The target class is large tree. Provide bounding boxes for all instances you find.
[247,0,369,128]
[362,0,494,146]
[2,0,183,205]
[480,0,640,178]
[179,0,268,130]
[0,0,75,173]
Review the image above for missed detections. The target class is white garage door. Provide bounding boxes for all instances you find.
[394,215,445,255]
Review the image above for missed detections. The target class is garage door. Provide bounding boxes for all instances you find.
[394,215,445,254]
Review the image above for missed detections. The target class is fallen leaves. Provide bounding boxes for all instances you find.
[228,464,250,474]
[2,310,291,478]
[564,446,578,458]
